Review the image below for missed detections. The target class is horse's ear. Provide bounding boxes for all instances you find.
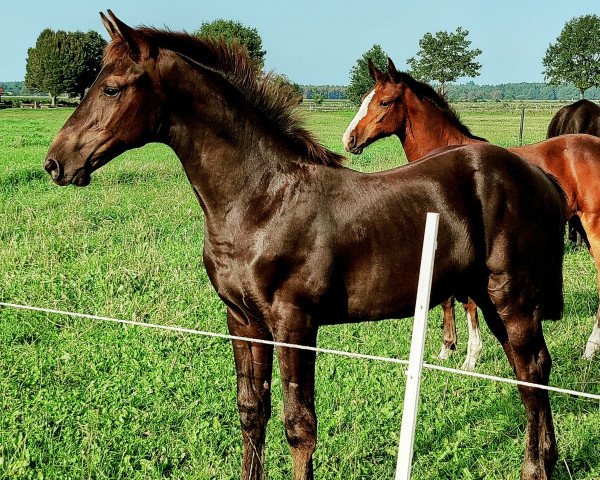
[100,11,118,40]
[102,10,157,60]
[367,59,384,82]
[387,57,400,81]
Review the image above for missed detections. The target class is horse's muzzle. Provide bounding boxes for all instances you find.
[44,157,64,183]
[343,135,364,155]
[44,157,91,186]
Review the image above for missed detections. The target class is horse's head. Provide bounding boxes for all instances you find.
[342,58,406,154]
[45,11,165,186]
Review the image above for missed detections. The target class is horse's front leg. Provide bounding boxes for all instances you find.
[272,310,318,480]
[578,213,600,359]
[228,307,274,480]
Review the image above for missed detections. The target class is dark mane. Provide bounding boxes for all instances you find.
[105,28,345,166]
[388,70,487,141]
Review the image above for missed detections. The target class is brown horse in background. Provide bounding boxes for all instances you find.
[547,99,600,138]
[45,12,567,480]
[548,100,600,245]
[343,58,600,364]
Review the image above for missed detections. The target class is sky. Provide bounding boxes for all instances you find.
[0,0,598,85]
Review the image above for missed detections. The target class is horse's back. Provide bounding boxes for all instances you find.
[548,100,600,138]
[511,134,600,217]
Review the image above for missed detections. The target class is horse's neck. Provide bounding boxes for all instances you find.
[401,92,483,161]
[162,58,301,230]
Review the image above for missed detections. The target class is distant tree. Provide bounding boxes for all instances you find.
[543,14,600,99]
[196,19,266,68]
[69,31,106,99]
[26,29,67,106]
[347,44,388,106]
[407,27,482,97]
[313,93,325,107]
[302,85,347,100]
[25,29,106,105]
[0,81,25,95]
[270,73,303,104]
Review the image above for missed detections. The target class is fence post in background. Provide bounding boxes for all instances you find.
[395,212,440,480]
[519,106,525,145]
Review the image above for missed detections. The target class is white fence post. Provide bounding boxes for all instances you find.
[395,212,440,480]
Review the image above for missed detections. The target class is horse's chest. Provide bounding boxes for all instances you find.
[204,243,249,293]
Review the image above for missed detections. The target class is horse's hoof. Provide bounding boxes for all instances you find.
[583,325,599,359]
[438,345,453,360]
[461,357,477,371]
[582,343,597,360]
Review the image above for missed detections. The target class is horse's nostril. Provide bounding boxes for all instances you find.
[44,158,63,181]
[349,135,356,148]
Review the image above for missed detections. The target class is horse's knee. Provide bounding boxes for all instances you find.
[237,391,270,433]
[284,408,317,451]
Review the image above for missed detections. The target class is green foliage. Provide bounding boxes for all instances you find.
[68,31,106,99]
[543,14,600,98]
[347,44,388,106]
[0,81,25,96]
[270,73,303,104]
[313,93,325,107]
[448,82,600,101]
[25,29,65,104]
[25,29,106,105]
[302,85,347,100]
[407,27,482,96]
[196,19,266,68]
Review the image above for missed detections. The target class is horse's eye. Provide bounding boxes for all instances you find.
[103,86,121,97]
[380,100,391,107]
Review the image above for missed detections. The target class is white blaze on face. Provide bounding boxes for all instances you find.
[342,89,376,150]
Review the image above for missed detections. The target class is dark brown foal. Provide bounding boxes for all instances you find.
[45,12,566,479]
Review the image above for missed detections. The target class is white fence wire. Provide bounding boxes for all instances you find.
[1,301,599,401]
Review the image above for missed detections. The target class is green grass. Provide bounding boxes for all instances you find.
[1,106,599,480]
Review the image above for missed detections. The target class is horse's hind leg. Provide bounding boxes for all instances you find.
[438,296,483,370]
[578,213,600,358]
[460,299,483,371]
[228,308,274,480]
[438,297,457,360]
[506,311,556,480]
[482,276,557,480]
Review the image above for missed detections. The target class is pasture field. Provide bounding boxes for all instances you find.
[0,105,599,480]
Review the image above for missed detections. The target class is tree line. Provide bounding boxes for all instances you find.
[11,14,600,106]
[6,78,597,103]
[448,82,600,101]
[301,83,600,102]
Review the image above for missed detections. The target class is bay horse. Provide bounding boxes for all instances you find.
[343,58,600,364]
[548,100,600,246]
[45,12,566,480]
